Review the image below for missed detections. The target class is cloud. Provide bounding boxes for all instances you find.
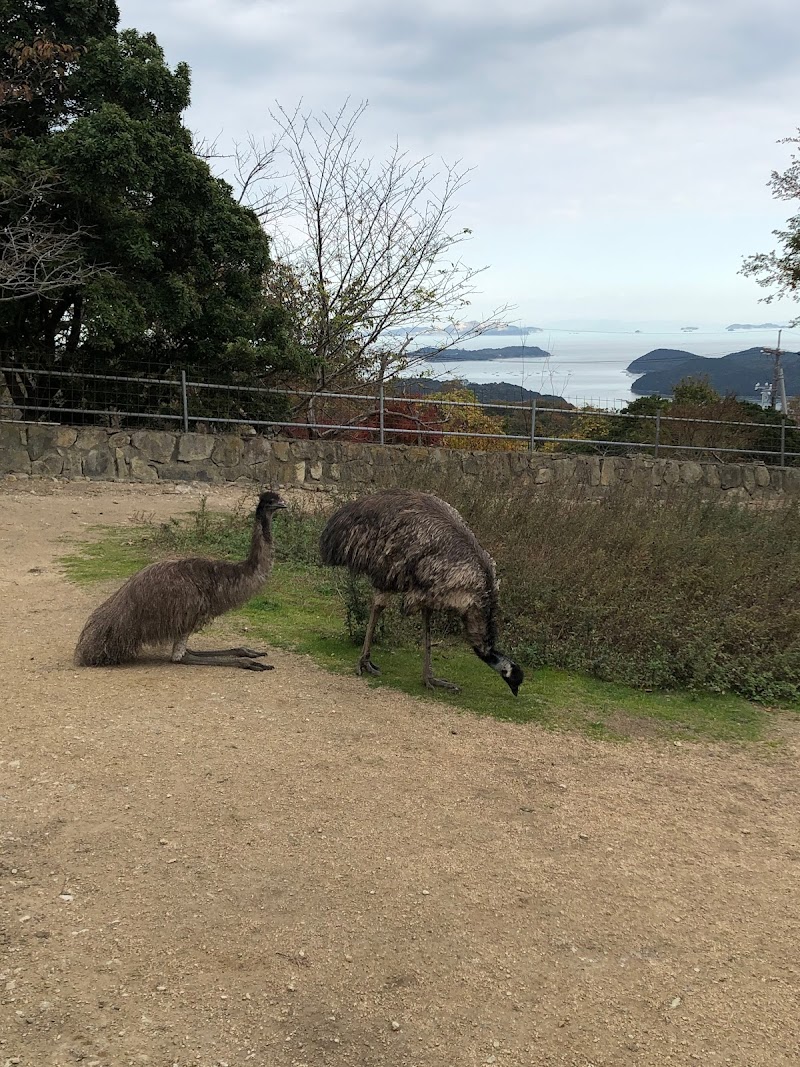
[117,0,800,322]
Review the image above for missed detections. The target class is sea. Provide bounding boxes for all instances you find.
[400,326,800,409]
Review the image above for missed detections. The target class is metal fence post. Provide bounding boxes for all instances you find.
[180,370,189,433]
[529,397,537,451]
[654,411,661,458]
[781,417,787,468]
[379,384,385,446]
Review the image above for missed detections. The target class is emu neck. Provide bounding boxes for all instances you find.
[245,516,275,576]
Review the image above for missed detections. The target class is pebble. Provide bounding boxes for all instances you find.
[670,997,682,1009]
[421,889,430,896]
[391,1021,401,1032]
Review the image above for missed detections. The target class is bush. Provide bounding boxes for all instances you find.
[379,470,800,703]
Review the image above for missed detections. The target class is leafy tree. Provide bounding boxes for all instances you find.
[741,133,800,314]
[0,3,308,425]
[427,387,515,451]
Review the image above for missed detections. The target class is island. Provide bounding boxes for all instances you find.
[412,345,550,363]
[726,323,788,332]
[630,347,800,398]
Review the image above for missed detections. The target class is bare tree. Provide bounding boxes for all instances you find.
[263,100,511,392]
[0,173,105,301]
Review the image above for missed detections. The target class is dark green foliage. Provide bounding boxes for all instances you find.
[1,6,309,426]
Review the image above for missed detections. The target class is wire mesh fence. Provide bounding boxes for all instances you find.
[1,361,798,465]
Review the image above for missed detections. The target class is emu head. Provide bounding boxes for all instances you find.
[256,491,287,527]
[475,649,525,696]
[501,658,525,697]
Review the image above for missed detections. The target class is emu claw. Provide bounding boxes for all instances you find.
[424,676,461,693]
[357,658,381,677]
[240,660,274,671]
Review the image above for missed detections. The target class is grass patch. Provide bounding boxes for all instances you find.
[60,499,777,744]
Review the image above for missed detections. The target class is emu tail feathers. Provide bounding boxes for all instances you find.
[74,604,141,667]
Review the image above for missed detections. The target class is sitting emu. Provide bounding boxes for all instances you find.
[320,488,524,695]
[74,491,286,671]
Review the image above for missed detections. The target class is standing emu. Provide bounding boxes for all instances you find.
[74,491,287,671]
[320,488,524,695]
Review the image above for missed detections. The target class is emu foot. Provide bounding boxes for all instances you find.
[424,675,461,693]
[239,660,274,671]
[231,647,268,658]
[357,657,381,677]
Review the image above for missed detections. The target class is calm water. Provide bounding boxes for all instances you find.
[402,327,800,407]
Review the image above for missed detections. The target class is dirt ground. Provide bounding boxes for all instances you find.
[1,479,799,1067]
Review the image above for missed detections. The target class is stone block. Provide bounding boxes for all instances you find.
[27,425,58,459]
[53,426,78,448]
[129,457,159,482]
[131,430,175,463]
[178,432,215,462]
[244,437,273,464]
[0,422,26,449]
[211,436,244,467]
[576,455,601,486]
[754,465,771,488]
[328,462,341,481]
[159,463,219,483]
[114,448,129,479]
[741,466,756,495]
[0,447,31,475]
[719,464,742,490]
[600,457,617,486]
[30,452,64,477]
[292,461,306,483]
[76,427,111,451]
[271,440,290,462]
[308,460,323,480]
[109,431,131,448]
[680,461,704,484]
[534,466,553,484]
[704,465,721,489]
[83,448,114,479]
[782,467,800,493]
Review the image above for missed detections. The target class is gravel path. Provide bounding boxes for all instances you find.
[1,480,799,1067]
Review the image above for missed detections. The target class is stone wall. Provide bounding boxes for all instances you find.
[1,420,798,501]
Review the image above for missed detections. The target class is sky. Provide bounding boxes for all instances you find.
[117,0,800,329]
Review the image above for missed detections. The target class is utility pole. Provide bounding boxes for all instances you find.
[764,330,789,412]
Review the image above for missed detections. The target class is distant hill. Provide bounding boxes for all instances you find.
[631,347,800,398]
[392,378,569,407]
[627,349,698,374]
[414,345,550,363]
[382,324,543,336]
[726,323,787,331]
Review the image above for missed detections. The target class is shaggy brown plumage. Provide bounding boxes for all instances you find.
[320,488,524,694]
[74,492,286,671]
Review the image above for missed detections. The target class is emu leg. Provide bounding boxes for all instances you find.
[171,638,274,672]
[357,594,387,676]
[185,646,267,659]
[422,609,460,692]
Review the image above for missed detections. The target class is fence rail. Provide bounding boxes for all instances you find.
[1,363,797,466]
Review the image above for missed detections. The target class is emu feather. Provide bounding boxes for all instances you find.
[74,492,286,671]
[320,489,524,694]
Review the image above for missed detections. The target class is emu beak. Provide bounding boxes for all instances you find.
[507,680,520,697]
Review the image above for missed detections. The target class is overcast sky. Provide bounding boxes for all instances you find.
[119,0,800,328]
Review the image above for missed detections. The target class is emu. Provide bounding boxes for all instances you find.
[74,491,286,671]
[320,488,524,695]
